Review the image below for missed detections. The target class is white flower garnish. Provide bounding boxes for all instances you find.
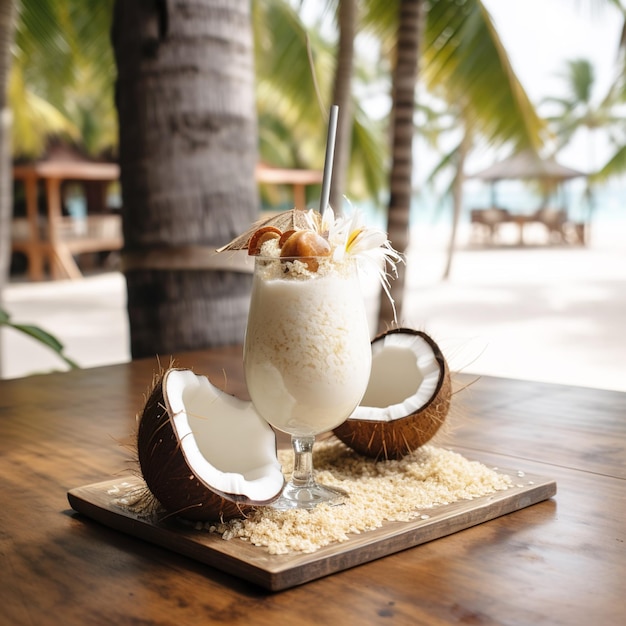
[318,206,404,319]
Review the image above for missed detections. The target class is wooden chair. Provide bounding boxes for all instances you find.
[470,207,511,243]
[532,208,568,243]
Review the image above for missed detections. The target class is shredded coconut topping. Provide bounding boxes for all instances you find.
[199,439,513,554]
[112,440,513,555]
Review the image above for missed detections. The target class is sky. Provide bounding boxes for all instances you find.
[480,0,624,172]
[303,0,625,190]
[483,0,622,103]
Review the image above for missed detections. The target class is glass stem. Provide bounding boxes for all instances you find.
[290,435,316,487]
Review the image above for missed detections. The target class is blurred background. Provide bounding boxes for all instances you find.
[0,0,624,391]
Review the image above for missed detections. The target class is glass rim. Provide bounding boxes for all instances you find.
[252,254,355,262]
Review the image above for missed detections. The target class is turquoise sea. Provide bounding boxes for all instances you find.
[356,178,626,233]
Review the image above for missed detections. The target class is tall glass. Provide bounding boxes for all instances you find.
[244,255,372,509]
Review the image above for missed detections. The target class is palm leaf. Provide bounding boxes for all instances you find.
[0,308,79,370]
[12,0,116,158]
[422,0,547,151]
[10,68,79,158]
[348,106,387,203]
[254,0,388,205]
[592,143,626,183]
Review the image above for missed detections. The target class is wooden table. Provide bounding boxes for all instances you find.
[11,162,321,281]
[255,164,323,211]
[1,347,623,625]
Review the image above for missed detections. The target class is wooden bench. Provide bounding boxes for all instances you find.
[12,161,121,280]
[12,161,323,281]
[11,214,123,280]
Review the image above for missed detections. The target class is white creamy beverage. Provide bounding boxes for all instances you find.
[244,258,372,436]
[236,207,400,509]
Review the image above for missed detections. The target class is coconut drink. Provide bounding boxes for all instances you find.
[244,254,371,437]
[133,103,449,517]
[242,206,402,509]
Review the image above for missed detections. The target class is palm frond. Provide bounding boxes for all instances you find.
[422,0,547,151]
[12,0,116,158]
[10,68,79,159]
[591,142,626,183]
[347,105,387,202]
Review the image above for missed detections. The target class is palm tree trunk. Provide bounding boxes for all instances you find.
[0,0,15,377]
[112,0,258,359]
[443,129,471,280]
[377,0,424,332]
[329,0,357,215]
[0,0,13,283]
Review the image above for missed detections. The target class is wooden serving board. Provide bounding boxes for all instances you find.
[68,469,556,591]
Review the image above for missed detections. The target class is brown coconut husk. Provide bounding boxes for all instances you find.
[333,329,452,461]
[136,370,254,522]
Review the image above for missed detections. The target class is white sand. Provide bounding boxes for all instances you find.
[2,221,624,391]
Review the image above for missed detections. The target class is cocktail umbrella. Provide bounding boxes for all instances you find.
[216,208,319,252]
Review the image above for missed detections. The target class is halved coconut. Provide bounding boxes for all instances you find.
[137,368,284,521]
[333,328,451,460]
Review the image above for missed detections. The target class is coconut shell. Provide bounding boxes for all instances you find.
[333,329,452,460]
[137,371,254,522]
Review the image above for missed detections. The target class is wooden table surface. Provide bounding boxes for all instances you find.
[1,346,624,625]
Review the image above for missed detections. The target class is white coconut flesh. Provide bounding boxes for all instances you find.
[351,332,442,422]
[165,369,284,502]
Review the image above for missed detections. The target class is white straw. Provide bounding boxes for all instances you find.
[319,104,339,214]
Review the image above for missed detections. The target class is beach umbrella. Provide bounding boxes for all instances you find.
[470,149,585,182]
[468,149,586,208]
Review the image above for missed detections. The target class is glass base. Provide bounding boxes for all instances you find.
[270,481,348,510]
